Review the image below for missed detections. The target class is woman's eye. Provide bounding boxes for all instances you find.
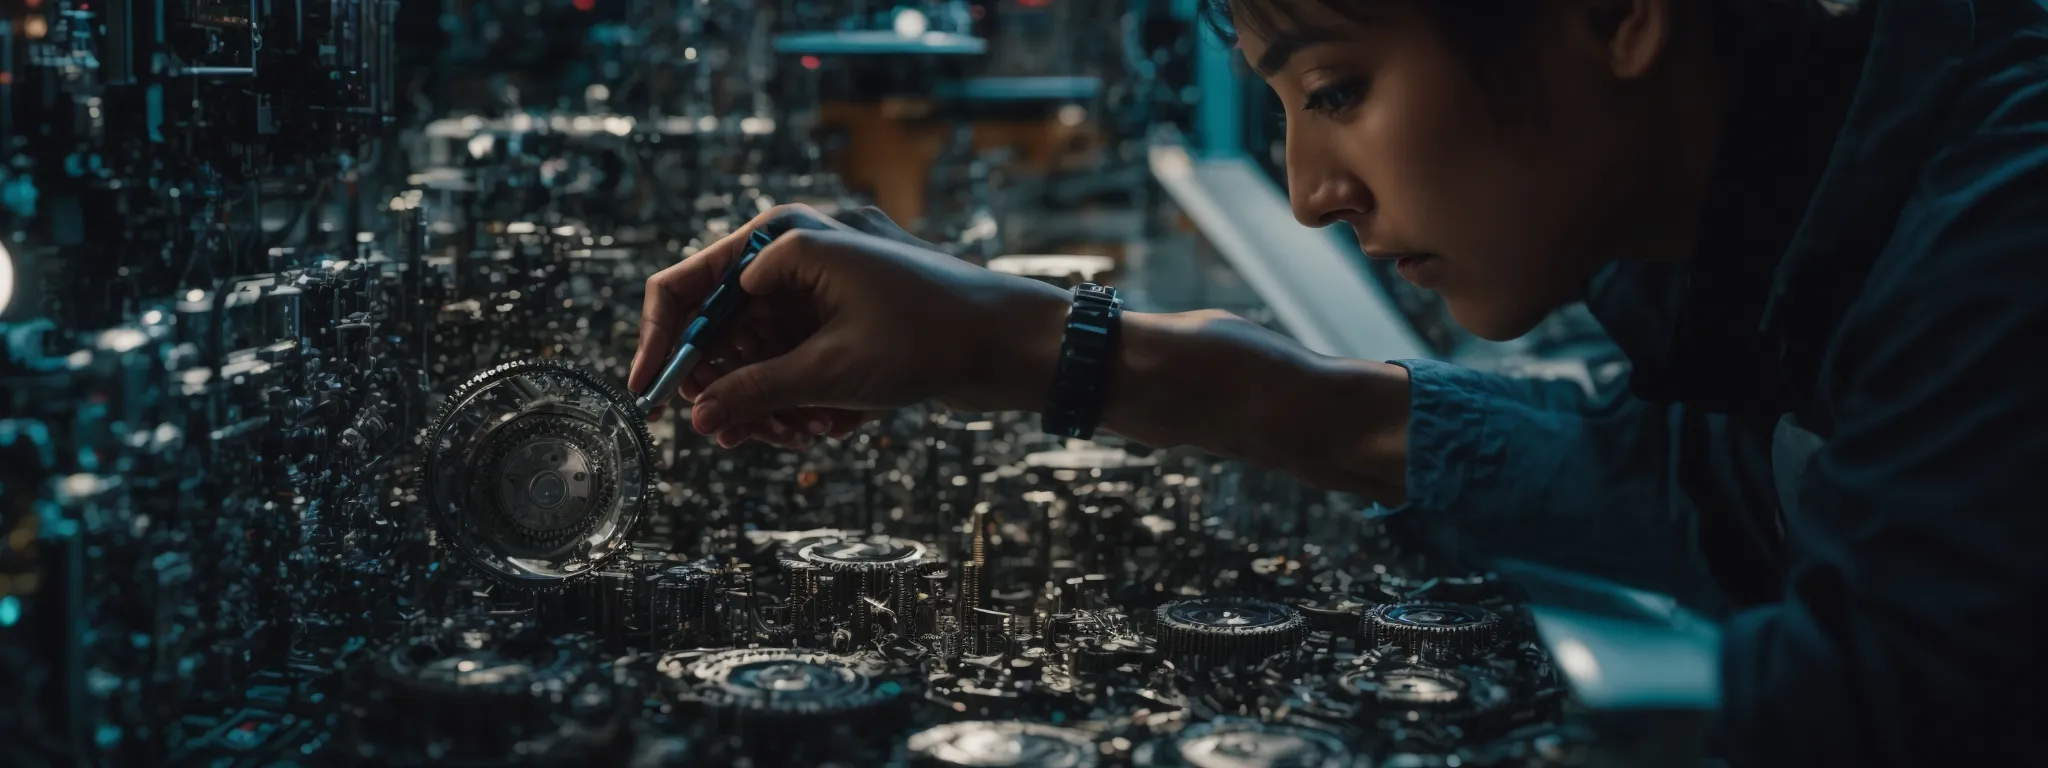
[1303,79,1366,115]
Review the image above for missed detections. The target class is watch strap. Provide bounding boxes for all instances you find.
[1042,284,1122,440]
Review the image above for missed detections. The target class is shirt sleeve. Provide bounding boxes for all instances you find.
[1718,127,2048,766]
[1388,357,1778,614]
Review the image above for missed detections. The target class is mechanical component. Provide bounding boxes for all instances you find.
[470,415,614,547]
[1335,661,1513,728]
[418,359,656,589]
[673,648,906,726]
[796,537,933,573]
[650,565,719,650]
[1154,597,1309,664]
[1133,719,1358,768]
[1361,602,1503,662]
[909,721,1100,768]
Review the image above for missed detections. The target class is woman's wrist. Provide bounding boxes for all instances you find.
[948,276,1072,413]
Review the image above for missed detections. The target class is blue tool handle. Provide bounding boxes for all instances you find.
[633,228,776,413]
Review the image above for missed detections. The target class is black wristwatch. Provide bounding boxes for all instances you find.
[1042,283,1123,440]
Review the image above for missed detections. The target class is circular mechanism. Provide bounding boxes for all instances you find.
[1134,719,1357,768]
[469,414,615,546]
[676,648,905,721]
[418,359,655,588]
[909,721,1100,768]
[1335,662,1512,726]
[1154,597,1309,663]
[1361,602,1502,662]
[797,537,932,572]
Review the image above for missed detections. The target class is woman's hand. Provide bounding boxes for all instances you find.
[629,203,1071,449]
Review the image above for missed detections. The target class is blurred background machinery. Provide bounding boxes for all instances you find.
[0,2,1642,766]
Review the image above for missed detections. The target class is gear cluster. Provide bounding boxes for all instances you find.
[676,648,907,720]
[1154,597,1310,664]
[1336,661,1514,728]
[908,721,1100,768]
[1135,719,1360,768]
[1362,602,1504,662]
[468,413,616,547]
[419,359,656,587]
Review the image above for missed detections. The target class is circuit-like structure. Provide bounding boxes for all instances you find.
[1,2,1596,766]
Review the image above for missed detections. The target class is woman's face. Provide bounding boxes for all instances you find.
[1236,0,1682,340]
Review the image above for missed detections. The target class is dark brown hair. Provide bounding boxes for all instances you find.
[1200,0,1546,83]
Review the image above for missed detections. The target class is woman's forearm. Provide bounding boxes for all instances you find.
[978,293,1412,503]
[1101,311,1412,502]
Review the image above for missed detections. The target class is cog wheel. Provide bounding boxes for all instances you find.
[909,721,1100,768]
[675,648,906,721]
[466,414,616,547]
[417,358,656,590]
[1361,602,1502,662]
[1133,718,1358,768]
[1154,597,1309,664]
[794,537,932,573]
[1335,661,1512,729]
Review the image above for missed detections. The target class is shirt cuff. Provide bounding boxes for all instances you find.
[1389,358,1505,516]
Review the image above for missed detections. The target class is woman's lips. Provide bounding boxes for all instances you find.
[1371,252,1443,287]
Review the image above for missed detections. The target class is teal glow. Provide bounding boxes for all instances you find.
[0,595,18,626]
[877,681,903,696]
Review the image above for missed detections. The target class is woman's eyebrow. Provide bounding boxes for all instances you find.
[1255,29,1344,76]
[1255,29,1342,75]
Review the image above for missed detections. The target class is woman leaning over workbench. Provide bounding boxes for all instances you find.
[630,1,2048,763]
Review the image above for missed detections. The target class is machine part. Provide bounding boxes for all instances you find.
[650,566,718,650]
[675,648,906,725]
[908,721,1100,768]
[1133,718,1359,768]
[1361,602,1503,662]
[795,537,933,573]
[418,359,655,589]
[1335,662,1513,728]
[1154,597,1309,664]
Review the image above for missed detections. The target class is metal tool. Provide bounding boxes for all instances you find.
[634,227,776,413]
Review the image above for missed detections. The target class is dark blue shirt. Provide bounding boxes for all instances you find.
[1390,0,2048,763]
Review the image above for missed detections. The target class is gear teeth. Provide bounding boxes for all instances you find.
[1152,598,1308,666]
[1360,602,1502,662]
[468,414,616,547]
[675,648,907,732]
[414,358,657,594]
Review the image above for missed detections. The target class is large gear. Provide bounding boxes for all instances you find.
[908,721,1100,768]
[794,537,933,573]
[1153,597,1309,664]
[674,648,906,722]
[417,359,656,590]
[467,414,617,546]
[1133,718,1359,768]
[1361,602,1503,662]
[1335,661,1512,729]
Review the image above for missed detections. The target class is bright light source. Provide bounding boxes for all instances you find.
[892,8,930,38]
[0,240,13,317]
